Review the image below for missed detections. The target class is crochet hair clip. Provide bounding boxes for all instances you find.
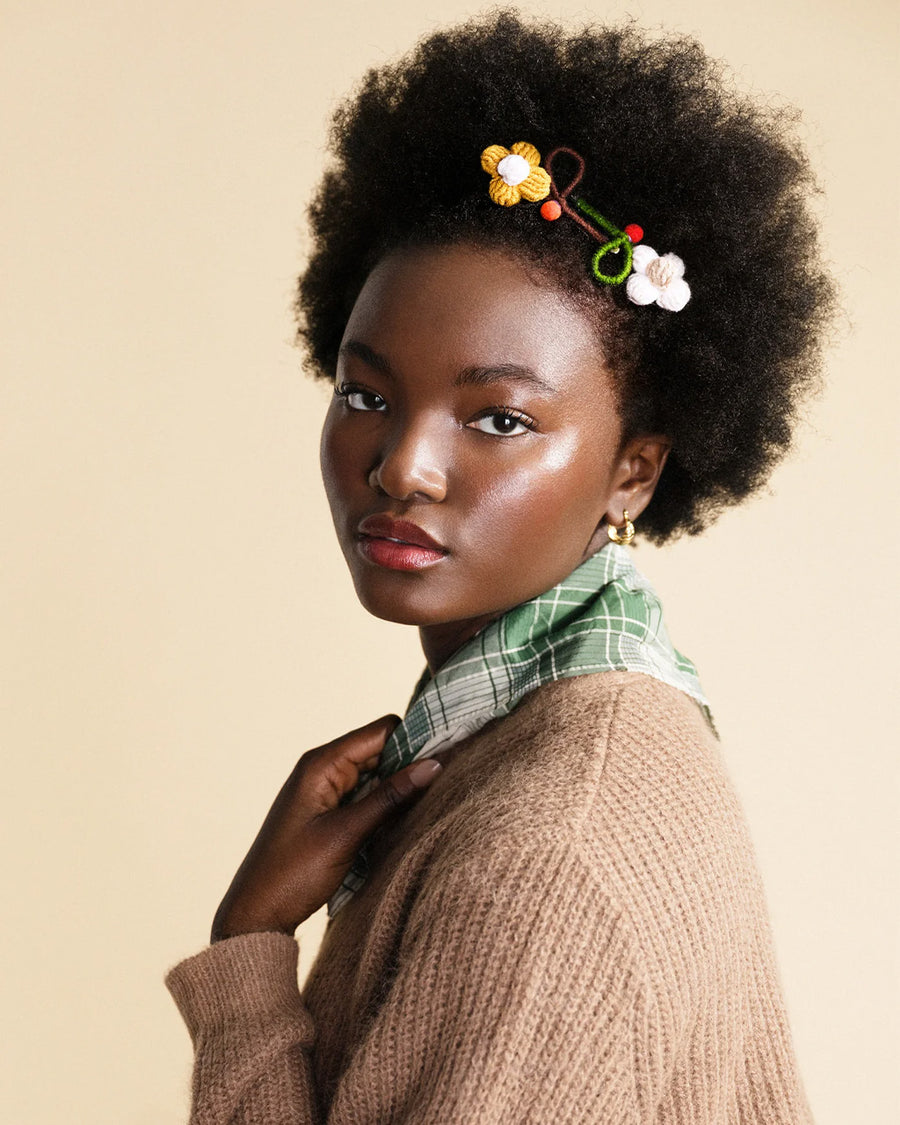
[480,142,691,312]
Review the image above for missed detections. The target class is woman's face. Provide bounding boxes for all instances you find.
[320,243,668,645]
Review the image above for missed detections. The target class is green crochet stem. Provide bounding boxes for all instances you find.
[574,197,633,285]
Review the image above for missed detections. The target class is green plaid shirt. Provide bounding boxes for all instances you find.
[327,542,713,918]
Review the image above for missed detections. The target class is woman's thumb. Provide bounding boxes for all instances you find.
[336,758,443,844]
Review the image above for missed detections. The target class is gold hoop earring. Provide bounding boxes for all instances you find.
[607,510,635,546]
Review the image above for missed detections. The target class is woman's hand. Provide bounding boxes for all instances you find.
[210,715,442,943]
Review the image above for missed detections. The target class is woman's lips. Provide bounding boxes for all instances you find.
[356,514,448,571]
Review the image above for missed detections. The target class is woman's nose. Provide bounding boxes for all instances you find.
[367,424,448,503]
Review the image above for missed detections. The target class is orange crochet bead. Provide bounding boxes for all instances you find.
[540,199,562,221]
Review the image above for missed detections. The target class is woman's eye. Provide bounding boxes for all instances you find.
[337,386,387,412]
[468,412,533,437]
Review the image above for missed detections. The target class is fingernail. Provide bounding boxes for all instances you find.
[408,759,443,787]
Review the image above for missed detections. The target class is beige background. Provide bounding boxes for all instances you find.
[2,0,897,1121]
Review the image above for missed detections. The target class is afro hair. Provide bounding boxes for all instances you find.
[295,9,835,542]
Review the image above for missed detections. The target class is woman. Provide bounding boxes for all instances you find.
[165,12,832,1122]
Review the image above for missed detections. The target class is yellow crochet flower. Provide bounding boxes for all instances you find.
[481,142,552,206]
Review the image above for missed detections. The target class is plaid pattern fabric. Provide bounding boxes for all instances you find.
[327,543,713,918]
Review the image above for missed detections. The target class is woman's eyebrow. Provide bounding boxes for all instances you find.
[339,340,557,395]
[454,364,557,395]
[338,340,394,378]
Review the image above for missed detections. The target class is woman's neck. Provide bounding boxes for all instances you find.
[419,612,504,673]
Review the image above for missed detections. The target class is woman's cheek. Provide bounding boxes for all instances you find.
[318,406,339,485]
[474,431,585,506]
[319,410,358,508]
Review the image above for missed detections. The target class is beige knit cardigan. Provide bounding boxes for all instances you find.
[165,670,815,1123]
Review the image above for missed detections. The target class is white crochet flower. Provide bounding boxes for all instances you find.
[626,245,691,311]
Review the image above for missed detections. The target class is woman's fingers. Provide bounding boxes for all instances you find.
[322,713,401,760]
[299,714,401,811]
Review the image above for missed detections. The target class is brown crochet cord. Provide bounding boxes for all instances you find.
[544,147,610,244]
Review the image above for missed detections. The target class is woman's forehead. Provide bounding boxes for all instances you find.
[341,243,609,386]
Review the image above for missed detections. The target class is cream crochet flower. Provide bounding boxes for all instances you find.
[626,245,691,311]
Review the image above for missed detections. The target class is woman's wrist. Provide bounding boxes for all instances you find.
[210,906,295,944]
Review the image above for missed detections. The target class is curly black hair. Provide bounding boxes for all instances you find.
[295,9,835,542]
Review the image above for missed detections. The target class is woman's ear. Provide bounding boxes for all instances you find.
[604,435,671,527]
[581,435,671,559]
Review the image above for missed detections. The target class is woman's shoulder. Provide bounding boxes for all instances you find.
[424,669,722,841]
[415,670,763,940]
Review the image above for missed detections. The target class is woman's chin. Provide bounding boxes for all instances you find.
[349,573,468,628]
[362,605,431,627]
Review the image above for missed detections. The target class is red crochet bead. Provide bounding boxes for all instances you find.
[624,223,643,243]
[540,200,562,221]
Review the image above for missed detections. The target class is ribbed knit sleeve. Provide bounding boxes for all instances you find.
[165,835,654,1124]
[165,931,318,1123]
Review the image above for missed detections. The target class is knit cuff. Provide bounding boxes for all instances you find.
[165,931,315,1047]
